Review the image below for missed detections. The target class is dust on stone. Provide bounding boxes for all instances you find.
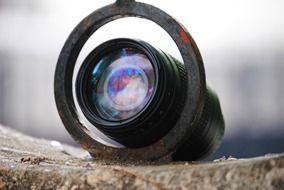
[20,156,46,165]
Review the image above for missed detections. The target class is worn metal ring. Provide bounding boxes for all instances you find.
[54,0,206,162]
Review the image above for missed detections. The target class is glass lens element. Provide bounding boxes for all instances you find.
[87,48,155,121]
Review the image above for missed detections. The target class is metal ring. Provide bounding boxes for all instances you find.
[54,0,206,162]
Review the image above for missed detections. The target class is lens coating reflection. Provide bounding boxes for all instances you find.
[88,48,155,121]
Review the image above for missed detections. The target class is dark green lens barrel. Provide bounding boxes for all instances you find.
[162,52,224,161]
[172,85,225,160]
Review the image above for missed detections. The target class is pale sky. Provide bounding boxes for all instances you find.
[49,0,284,52]
[1,0,284,58]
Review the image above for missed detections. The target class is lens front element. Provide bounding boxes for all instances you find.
[87,48,155,121]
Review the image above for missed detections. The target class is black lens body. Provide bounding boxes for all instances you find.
[76,38,224,160]
[55,1,225,162]
[76,38,188,148]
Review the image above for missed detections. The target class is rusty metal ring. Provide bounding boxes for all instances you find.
[54,0,206,162]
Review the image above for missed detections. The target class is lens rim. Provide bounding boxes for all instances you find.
[76,38,161,130]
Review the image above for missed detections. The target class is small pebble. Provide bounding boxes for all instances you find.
[50,140,62,148]
[213,156,238,162]
[85,162,92,168]
[227,156,238,161]
[213,156,226,162]
[20,157,31,162]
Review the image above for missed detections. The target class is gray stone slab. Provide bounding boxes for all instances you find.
[0,124,283,190]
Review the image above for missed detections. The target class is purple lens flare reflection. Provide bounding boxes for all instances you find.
[89,48,155,121]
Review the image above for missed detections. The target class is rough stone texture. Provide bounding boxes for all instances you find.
[0,124,283,190]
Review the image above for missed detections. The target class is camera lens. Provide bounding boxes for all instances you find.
[87,48,155,121]
[76,38,224,158]
[76,38,188,148]
[55,1,225,161]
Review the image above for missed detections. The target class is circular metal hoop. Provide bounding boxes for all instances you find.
[54,0,206,162]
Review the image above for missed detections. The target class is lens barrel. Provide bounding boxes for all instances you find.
[76,38,224,159]
[172,86,224,160]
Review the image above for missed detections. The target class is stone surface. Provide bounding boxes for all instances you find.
[0,124,283,190]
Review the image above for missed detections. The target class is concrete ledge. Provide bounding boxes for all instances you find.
[0,125,283,190]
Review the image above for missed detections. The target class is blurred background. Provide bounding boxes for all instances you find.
[0,0,284,159]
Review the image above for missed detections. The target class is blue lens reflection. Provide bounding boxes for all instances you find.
[89,48,155,121]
